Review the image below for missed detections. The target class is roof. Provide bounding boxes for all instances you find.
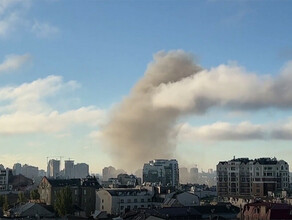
[47,178,81,187]
[10,202,54,217]
[105,188,149,196]
[157,207,201,217]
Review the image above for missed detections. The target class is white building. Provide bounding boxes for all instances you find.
[47,159,60,179]
[96,188,154,215]
[143,159,179,187]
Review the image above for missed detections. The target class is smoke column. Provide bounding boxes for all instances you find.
[102,50,202,170]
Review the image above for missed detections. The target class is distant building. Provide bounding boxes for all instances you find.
[64,160,74,179]
[143,159,179,187]
[38,169,46,177]
[13,163,21,175]
[21,164,38,180]
[102,166,116,181]
[47,159,60,179]
[217,157,290,198]
[179,167,189,184]
[96,188,154,215]
[74,163,89,179]
[189,167,199,184]
[117,173,141,186]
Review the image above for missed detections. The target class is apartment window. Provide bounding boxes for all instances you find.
[75,189,78,195]
[84,190,86,195]
[102,199,104,203]
[134,199,137,203]
[141,199,144,203]
[127,199,131,203]
[141,205,144,208]
[256,172,260,176]
[121,199,124,203]
[134,205,137,209]
[231,167,235,171]
[102,205,104,210]
[121,206,124,210]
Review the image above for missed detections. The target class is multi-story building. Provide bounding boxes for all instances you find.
[189,166,199,184]
[74,163,89,179]
[217,157,290,198]
[96,188,154,215]
[47,159,60,179]
[0,168,12,191]
[21,164,39,180]
[143,159,179,187]
[13,163,21,175]
[38,176,101,216]
[102,166,117,181]
[64,160,74,179]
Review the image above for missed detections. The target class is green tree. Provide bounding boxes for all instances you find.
[30,189,40,200]
[54,187,73,216]
[17,192,26,203]
[3,195,9,212]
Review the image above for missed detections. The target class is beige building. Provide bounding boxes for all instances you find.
[217,157,289,198]
[96,188,154,215]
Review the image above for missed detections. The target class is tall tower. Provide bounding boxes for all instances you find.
[64,160,74,179]
[47,159,60,179]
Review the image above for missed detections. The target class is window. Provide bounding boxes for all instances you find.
[102,205,104,210]
[134,205,137,209]
[134,199,137,203]
[121,199,124,203]
[102,199,104,203]
[84,190,86,195]
[121,206,124,210]
[141,205,144,208]
[127,199,131,203]
[141,199,144,203]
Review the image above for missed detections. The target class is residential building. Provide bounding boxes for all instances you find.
[21,164,38,180]
[179,167,189,184]
[38,176,101,216]
[0,168,12,191]
[117,173,141,186]
[143,159,179,187]
[74,163,89,179]
[102,166,116,181]
[190,167,199,184]
[217,157,290,197]
[96,188,154,215]
[12,163,21,176]
[47,159,60,179]
[64,160,74,179]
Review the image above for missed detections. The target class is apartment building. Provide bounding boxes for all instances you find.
[96,188,154,215]
[217,157,289,198]
[143,159,179,187]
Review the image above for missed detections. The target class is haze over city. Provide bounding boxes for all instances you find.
[1,0,292,174]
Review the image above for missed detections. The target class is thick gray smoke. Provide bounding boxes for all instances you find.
[102,50,202,170]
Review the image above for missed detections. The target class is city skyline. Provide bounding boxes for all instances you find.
[1,1,292,173]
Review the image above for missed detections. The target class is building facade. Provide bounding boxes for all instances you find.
[0,168,12,191]
[47,159,60,179]
[96,188,154,215]
[143,159,179,187]
[217,157,290,198]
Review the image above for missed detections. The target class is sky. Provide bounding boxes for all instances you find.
[1,0,292,174]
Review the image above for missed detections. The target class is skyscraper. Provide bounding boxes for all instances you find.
[143,159,179,186]
[13,163,21,175]
[47,159,60,179]
[64,160,74,179]
[74,163,89,178]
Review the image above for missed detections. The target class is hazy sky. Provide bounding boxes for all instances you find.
[1,0,292,173]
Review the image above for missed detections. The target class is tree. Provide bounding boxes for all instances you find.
[2,195,9,212]
[30,189,40,200]
[54,187,73,216]
[17,192,26,203]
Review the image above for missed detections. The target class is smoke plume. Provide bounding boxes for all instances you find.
[102,50,202,170]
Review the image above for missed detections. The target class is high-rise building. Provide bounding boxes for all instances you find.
[102,166,116,181]
[143,159,179,186]
[64,160,74,179]
[217,157,290,198]
[74,163,89,179]
[179,167,189,184]
[21,164,38,180]
[47,159,60,179]
[13,163,21,175]
[189,167,199,183]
